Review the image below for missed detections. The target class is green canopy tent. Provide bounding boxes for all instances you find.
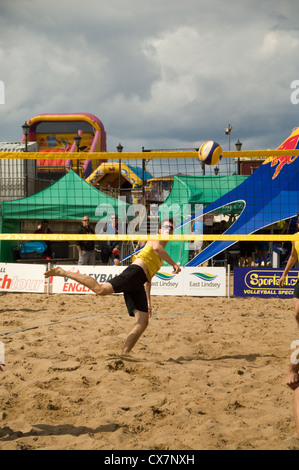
[159,174,248,266]
[0,170,129,261]
[160,174,248,216]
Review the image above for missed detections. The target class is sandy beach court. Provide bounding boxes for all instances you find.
[0,292,298,450]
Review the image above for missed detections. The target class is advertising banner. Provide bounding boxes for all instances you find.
[0,263,227,297]
[183,267,226,297]
[0,263,47,293]
[151,267,184,296]
[50,265,227,296]
[234,267,299,298]
[50,265,121,294]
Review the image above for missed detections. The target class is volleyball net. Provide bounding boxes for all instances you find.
[1,148,299,244]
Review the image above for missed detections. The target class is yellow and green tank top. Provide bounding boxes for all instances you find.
[133,243,164,282]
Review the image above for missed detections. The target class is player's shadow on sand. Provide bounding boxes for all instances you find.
[166,353,278,364]
[0,308,47,313]
[0,422,123,441]
[107,353,277,365]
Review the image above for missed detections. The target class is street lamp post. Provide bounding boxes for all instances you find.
[117,143,123,193]
[225,124,233,174]
[74,134,81,175]
[22,121,30,196]
[235,139,243,174]
[22,121,30,152]
[141,146,148,201]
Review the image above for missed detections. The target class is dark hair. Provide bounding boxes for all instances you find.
[159,217,175,229]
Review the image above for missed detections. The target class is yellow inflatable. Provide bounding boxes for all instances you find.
[86,162,152,189]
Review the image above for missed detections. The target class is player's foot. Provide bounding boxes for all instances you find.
[44,266,65,278]
[286,365,299,390]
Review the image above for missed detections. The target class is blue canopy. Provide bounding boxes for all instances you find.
[185,128,299,266]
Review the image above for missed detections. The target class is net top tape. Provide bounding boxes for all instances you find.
[1,150,299,160]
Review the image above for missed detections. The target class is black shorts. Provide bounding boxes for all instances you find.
[240,241,255,257]
[107,265,148,316]
[101,245,120,263]
[294,280,299,299]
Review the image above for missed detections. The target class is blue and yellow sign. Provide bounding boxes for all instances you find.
[234,267,298,298]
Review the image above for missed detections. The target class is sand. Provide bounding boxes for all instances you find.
[0,291,298,451]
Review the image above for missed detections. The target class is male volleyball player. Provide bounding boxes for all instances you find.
[279,237,299,436]
[45,218,181,354]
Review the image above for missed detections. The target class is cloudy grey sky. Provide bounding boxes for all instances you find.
[0,0,298,153]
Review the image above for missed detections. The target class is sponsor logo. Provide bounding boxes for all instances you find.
[0,274,44,292]
[189,272,220,289]
[62,271,118,293]
[244,270,297,290]
[155,272,176,281]
[234,268,298,297]
[152,272,178,288]
[191,272,217,281]
[268,133,299,180]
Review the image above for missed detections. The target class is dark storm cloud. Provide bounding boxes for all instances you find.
[0,0,298,151]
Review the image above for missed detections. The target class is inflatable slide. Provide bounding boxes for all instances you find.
[21,113,107,178]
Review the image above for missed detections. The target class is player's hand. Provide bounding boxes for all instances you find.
[172,263,181,275]
[286,371,299,390]
[279,275,285,287]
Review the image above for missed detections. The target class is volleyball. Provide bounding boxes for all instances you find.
[198,141,222,166]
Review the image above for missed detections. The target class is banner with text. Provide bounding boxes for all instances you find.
[50,265,226,297]
[50,266,121,294]
[0,263,227,297]
[234,267,299,298]
[0,263,47,293]
[183,267,226,297]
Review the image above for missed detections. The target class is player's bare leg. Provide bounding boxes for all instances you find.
[294,297,299,328]
[294,388,299,436]
[122,310,149,354]
[287,298,299,388]
[286,363,299,390]
[44,266,114,295]
[286,297,299,436]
